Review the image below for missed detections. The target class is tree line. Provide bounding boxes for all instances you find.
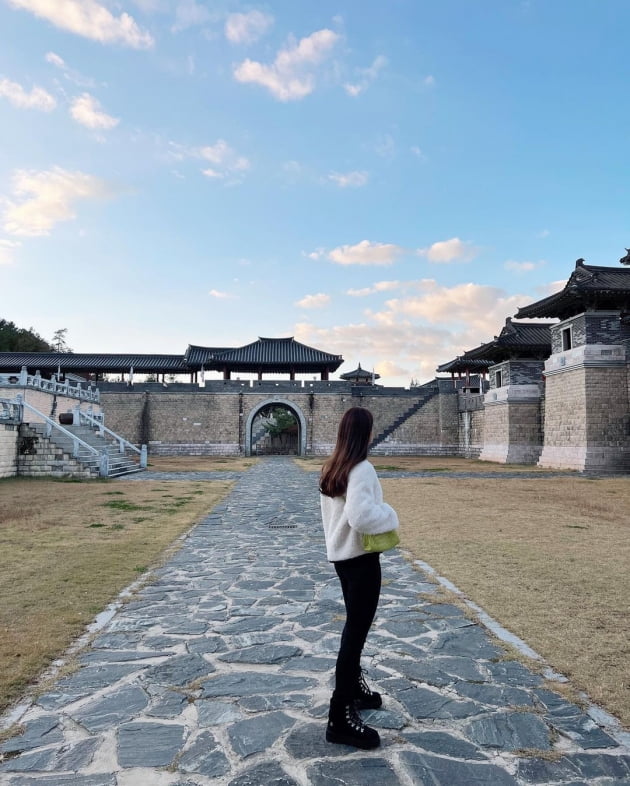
[0,320,71,352]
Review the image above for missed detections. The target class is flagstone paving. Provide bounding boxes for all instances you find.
[1,457,629,785]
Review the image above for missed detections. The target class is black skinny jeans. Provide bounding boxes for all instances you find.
[333,552,381,700]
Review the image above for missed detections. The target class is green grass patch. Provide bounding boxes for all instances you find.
[102,500,151,512]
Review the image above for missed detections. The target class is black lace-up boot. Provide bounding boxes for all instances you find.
[353,668,382,710]
[326,696,380,749]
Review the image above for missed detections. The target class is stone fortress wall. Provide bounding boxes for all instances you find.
[99,381,467,458]
[97,303,630,473]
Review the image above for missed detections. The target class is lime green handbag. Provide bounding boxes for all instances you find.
[362,529,400,553]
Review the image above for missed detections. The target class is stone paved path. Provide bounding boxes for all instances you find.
[2,458,630,785]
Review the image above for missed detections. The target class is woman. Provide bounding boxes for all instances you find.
[319,406,399,749]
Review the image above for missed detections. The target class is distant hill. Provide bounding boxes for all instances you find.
[0,319,52,352]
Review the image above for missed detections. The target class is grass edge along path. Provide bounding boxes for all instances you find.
[0,476,233,715]
[383,474,630,729]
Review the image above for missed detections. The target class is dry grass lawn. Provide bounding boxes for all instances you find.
[294,455,562,474]
[0,476,232,714]
[147,456,257,473]
[383,475,630,727]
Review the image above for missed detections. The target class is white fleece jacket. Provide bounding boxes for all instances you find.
[320,459,399,562]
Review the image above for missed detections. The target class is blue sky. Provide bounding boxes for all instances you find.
[1,0,629,384]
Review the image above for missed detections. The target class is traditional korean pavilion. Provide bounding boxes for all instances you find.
[511,256,630,472]
[437,318,553,385]
[516,259,630,320]
[0,337,344,382]
[339,363,380,385]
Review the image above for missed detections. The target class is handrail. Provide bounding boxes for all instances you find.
[15,396,109,476]
[75,406,147,468]
[0,397,21,423]
[0,367,99,403]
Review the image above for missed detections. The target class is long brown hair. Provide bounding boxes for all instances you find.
[319,407,373,497]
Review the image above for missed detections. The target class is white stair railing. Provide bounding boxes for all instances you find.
[15,396,109,476]
[0,397,21,423]
[73,406,147,468]
[0,367,99,403]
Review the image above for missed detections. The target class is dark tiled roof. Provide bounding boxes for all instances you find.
[0,337,344,375]
[339,363,380,380]
[184,345,231,365]
[210,337,343,370]
[436,357,493,373]
[437,319,553,371]
[517,260,630,318]
[464,319,553,360]
[0,353,188,373]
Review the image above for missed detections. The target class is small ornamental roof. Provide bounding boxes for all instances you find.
[516,259,630,319]
[436,357,494,374]
[339,363,380,381]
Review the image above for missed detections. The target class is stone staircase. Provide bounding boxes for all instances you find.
[28,423,144,478]
[369,386,439,451]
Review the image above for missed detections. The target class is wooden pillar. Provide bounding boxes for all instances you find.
[290,367,295,381]
[223,367,231,380]
[321,368,329,380]
[258,367,263,381]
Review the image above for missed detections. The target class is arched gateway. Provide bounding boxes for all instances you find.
[244,398,308,456]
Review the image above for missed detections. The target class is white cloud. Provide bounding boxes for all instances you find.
[347,280,401,296]
[423,75,436,87]
[535,279,566,296]
[537,229,550,238]
[328,170,368,188]
[233,28,340,101]
[410,145,426,160]
[344,54,387,96]
[209,289,235,299]
[418,237,480,263]
[375,359,409,378]
[169,139,250,181]
[2,166,114,237]
[6,0,154,49]
[200,139,250,180]
[225,10,273,44]
[45,51,96,87]
[372,133,395,158]
[504,259,546,273]
[0,238,20,265]
[172,0,211,32]
[378,280,525,334]
[295,278,534,385]
[0,77,56,111]
[329,240,405,266]
[294,320,453,386]
[70,93,119,130]
[304,247,325,260]
[45,51,65,68]
[295,293,330,309]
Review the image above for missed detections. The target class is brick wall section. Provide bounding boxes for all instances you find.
[0,424,17,478]
[480,400,543,464]
[100,389,461,457]
[0,387,101,424]
[550,313,630,354]
[458,409,485,458]
[489,361,544,388]
[540,365,630,471]
[369,393,460,456]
